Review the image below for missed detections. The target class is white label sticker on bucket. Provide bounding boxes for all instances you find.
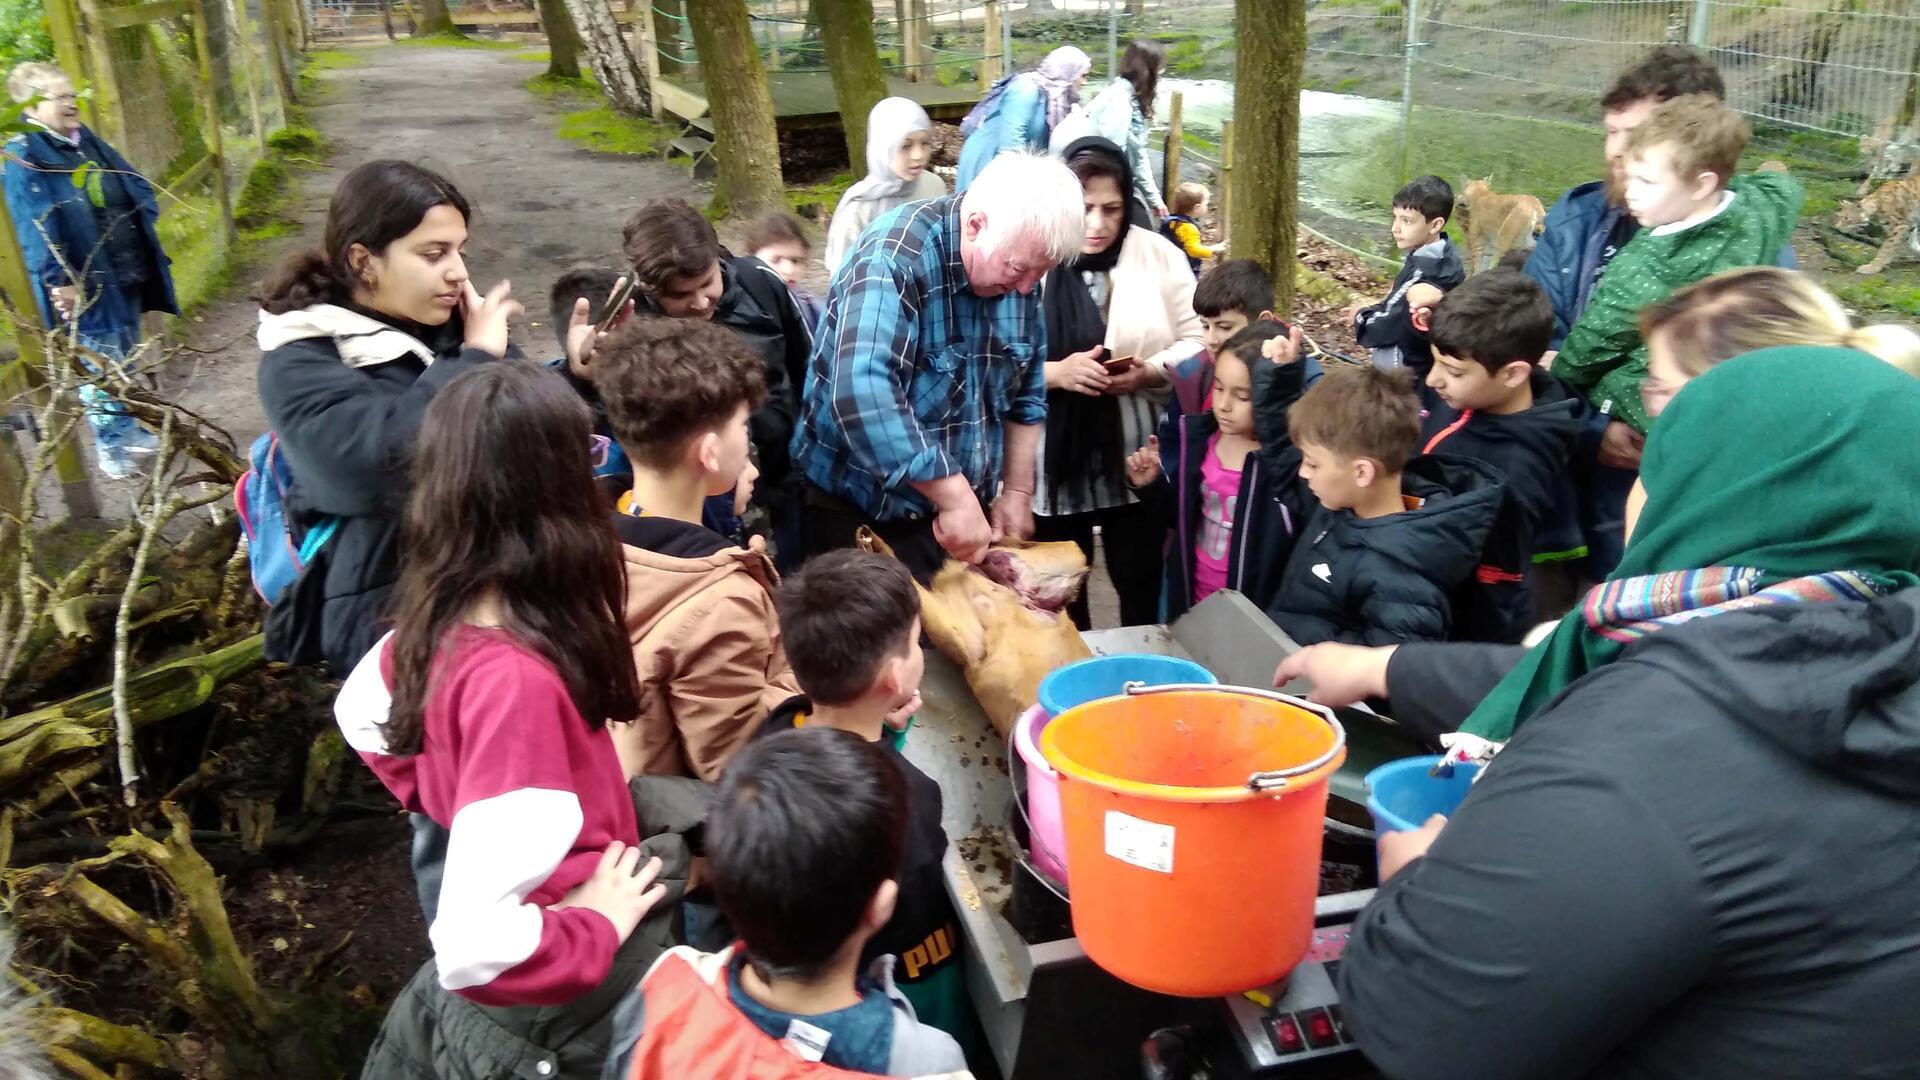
[1104,810,1175,874]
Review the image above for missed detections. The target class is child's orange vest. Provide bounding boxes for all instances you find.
[626,946,970,1080]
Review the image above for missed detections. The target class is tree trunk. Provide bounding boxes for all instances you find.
[379,0,396,39]
[537,0,584,78]
[413,0,462,37]
[653,0,686,75]
[561,0,652,113]
[1231,0,1303,310]
[1128,0,1144,16]
[815,0,889,167]
[688,0,786,219]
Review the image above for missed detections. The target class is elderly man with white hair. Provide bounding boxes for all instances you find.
[792,151,1085,579]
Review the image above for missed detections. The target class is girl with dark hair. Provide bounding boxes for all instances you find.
[255,159,522,671]
[1052,39,1169,220]
[1037,138,1204,628]
[338,362,674,1073]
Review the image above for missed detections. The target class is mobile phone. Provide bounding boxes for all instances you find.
[594,275,638,335]
[1103,354,1139,372]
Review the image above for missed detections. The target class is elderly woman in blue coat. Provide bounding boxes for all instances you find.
[955,46,1092,192]
[4,61,178,478]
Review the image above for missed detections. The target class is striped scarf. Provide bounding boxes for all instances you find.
[1582,568,1888,644]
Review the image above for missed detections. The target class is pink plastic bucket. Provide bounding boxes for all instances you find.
[1013,705,1069,882]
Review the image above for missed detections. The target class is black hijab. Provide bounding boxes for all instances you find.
[1041,138,1136,496]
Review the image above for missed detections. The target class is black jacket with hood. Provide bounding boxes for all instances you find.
[637,255,806,495]
[1266,450,1503,647]
[1353,234,1465,379]
[1342,589,1920,1080]
[1419,366,1588,643]
[255,304,499,671]
[1153,351,1316,621]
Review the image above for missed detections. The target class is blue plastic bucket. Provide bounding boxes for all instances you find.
[1363,755,1482,833]
[1036,654,1217,718]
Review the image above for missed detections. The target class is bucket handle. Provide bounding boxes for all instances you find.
[1121,682,1348,793]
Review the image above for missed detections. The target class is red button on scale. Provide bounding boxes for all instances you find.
[1302,1008,1340,1050]
[1267,1014,1306,1055]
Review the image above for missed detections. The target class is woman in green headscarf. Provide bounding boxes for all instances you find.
[1450,342,1920,752]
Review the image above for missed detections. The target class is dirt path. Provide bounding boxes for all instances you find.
[163,43,696,447]
[143,42,704,1020]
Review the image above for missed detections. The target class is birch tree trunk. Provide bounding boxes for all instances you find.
[1231,0,1304,310]
[688,0,786,218]
[561,0,652,115]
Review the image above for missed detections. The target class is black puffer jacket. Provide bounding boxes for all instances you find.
[361,776,711,1080]
[256,308,497,671]
[1265,453,1503,646]
[1419,366,1588,643]
[1343,589,1920,1079]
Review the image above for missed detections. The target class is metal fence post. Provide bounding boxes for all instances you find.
[1687,0,1711,49]
[1398,0,1419,186]
[1165,89,1183,196]
[1001,1,1012,79]
[982,0,1003,89]
[1107,0,1118,77]
[1219,117,1233,248]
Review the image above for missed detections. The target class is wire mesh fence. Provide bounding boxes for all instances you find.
[638,2,1005,89]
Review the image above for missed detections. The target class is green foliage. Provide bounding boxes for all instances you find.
[0,0,52,72]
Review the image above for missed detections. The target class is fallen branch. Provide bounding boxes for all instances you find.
[114,413,176,806]
[0,637,266,795]
[29,1004,174,1070]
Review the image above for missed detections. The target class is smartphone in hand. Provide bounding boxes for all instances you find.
[1103,353,1139,372]
[595,275,638,336]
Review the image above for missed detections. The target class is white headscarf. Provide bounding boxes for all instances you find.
[841,97,934,206]
[1032,46,1093,131]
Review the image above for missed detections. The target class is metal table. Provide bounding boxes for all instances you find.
[905,590,1424,1077]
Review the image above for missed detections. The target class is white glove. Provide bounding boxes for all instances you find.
[1438,732,1503,775]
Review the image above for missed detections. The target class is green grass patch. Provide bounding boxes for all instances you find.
[527,72,674,158]
[303,48,367,71]
[788,171,854,222]
[1824,271,1920,320]
[1343,104,1598,215]
[512,48,552,64]
[394,31,521,50]
[526,71,598,100]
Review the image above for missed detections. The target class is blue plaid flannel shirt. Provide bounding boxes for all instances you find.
[791,195,1048,522]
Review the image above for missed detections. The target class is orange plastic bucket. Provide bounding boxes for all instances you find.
[1039,685,1346,997]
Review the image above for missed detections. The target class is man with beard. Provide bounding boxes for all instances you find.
[1522,47,1791,578]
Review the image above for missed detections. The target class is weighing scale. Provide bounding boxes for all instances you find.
[907,590,1421,1078]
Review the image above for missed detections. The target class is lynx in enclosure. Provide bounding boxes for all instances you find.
[1858,118,1918,196]
[1837,175,1920,276]
[1458,178,1545,273]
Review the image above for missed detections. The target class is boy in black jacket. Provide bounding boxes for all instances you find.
[1418,269,1589,643]
[1131,321,1307,620]
[1350,175,1465,387]
[763,550,972,1050]
[1269,364,1503,646]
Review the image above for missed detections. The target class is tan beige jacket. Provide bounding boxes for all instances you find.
[614,526,799,780]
